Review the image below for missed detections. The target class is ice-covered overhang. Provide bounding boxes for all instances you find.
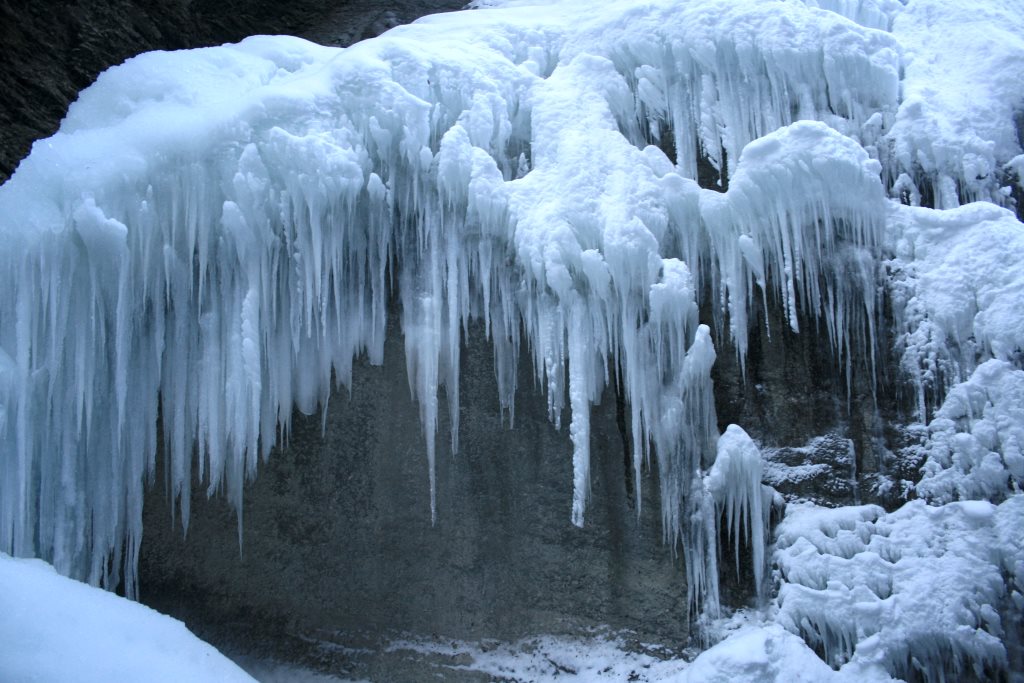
[0,0,1021,622]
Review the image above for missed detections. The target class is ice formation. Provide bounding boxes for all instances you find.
[885,0,1024,210]
[0,0,894,608]
[705,425,775,607]
[886,197,1024,506]
[916,360,1024,503]
[0,0,1022,676]
[888,202,1024,415]
[774,497,1024,682]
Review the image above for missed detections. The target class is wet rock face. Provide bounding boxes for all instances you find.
[0,0,466,181]
[137,299,907,662]
[710,290,912,509]
[762,435,859,507]
[139,318,687,661]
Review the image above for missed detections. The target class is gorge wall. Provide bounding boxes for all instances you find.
[136,296,897,674]
[139,315,689,674]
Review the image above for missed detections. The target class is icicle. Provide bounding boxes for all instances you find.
[567,302,592,528]
[706,425,772,600]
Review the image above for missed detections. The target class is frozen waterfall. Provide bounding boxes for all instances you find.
[0,3,1021,668]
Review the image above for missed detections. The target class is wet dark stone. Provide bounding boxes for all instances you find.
[762,434,859,507]
[708,284,911,509]
[139,317,689,675]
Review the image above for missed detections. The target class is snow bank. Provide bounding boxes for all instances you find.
[774,496,1024,681]
[0,553,253,682]
[679,623,885,683]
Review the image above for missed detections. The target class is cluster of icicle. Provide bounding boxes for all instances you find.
[0,0,889,609]
[698,425,778,621]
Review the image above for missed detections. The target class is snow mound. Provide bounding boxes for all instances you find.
[680,623,888,683]
[917,360,1024,503]
[0,553,253,683]
[774,496,1024,682]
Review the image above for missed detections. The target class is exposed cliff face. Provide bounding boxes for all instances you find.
[712,293,913,509]
[136,295,896,672]
[140,317,689,674]
[0,0,465,181]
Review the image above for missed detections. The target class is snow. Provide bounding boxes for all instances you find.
[0,553,253,682]
[889,201,1024,414]
[381,633,690,682]
[232,630,694,682]
[679,624,872,683]
[885,199,1024,507]
[886,0,1024,209]
[917,359,1024,503]
[774,497,1024,681]
[0,0,1023,679]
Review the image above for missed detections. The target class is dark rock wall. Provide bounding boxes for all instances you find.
[136,295,904,661]
[711,288,910,507]
[140,318,687,666]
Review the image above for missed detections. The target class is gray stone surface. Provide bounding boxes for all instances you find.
[763,434,859,507]
[136,295,906,677]
[139,317,689,677]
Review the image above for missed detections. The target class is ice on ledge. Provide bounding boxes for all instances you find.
[774,496,1024,682]
[0,0,894,609]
